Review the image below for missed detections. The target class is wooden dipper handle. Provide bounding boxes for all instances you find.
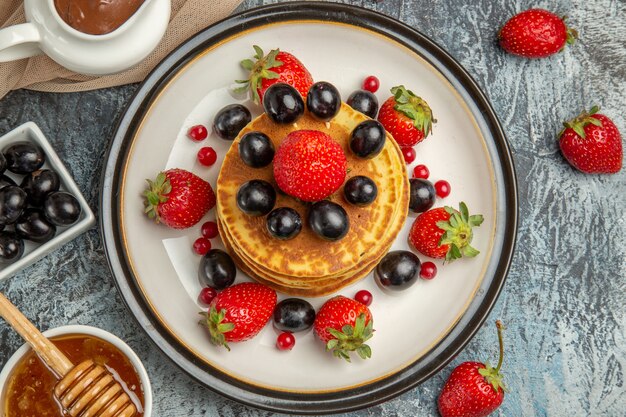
[0,291,73,377]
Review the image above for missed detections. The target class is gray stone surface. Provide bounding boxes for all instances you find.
[0,0,624,415]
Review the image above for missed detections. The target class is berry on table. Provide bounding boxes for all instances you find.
[438,321,506,417]
[276,332,296,351]
[197,147,217,166]
[402,147,416,164]
[188,124,208,141]
[201,221,219,239]
[558,106,622,174]
[413,164,429,179]
[499,9,577,59]
[434,180,451,198]
[199,287,218,305]
[354,290,373,306]
[362,75,380,93]
[419,261,437,280]
[193,237,212,255]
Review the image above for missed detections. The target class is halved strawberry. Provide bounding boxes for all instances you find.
[377,85,435,147]
[199,282,277,350]
[235,45,313,104]
[273,130,347,202]
[313,295,373,362]
[409,202,483,261]
[143,169,215,229]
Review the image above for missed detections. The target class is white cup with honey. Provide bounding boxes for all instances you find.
[0,0,171,75]
[0,325,152,417]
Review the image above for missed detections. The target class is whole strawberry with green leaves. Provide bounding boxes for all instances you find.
[235,45,313,104]
[499,9,577,58]
[143,168,215,229]
[558,106,623,174]
[199,282,277,350]
[377,85,435,148]
[409,202,484,261]
[313,295,373,362]
[438,321,506,417]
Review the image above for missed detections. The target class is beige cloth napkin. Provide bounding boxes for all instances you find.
[0,0,242,99]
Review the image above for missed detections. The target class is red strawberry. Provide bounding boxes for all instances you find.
[143,169,215,229]
[273,130,347,202]
[409,202,483,261]
[236,45,313,104]
[558,106,622,174]
[199,282,277,350]
[438,321,506,417]
[499,9,577,58]
[377,85,435,148]
[313,295,373,362]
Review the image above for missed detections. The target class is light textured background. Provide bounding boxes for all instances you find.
[0,0,624,415]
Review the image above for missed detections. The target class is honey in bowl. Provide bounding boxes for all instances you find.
[3,334,144,417]
[54,0,146,35]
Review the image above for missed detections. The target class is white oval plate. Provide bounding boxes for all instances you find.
[101,3,516,413]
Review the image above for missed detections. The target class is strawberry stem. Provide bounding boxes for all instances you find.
[495,320,504,373]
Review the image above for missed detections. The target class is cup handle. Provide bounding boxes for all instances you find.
[0,23,42,62]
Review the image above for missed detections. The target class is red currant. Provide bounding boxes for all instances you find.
[276,332,296,351]
[402,147,416,164]
[188,124,208,141]
[420,262,437,280]
[201,221,219,239]
[197,147,217,166]
[434,180,451,198]
[362,75,380,93]
[354,290,373,306]
[413,164,430,179]
[193,237,212,255]
[199,287,217,305]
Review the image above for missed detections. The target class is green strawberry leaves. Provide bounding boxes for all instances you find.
[199,307,235,351]
[235,45,284,104]
[143,172,171,223]
[478,320,507,393]
[561,105,603,139]
[325,313,373,362]
[390,85,436,137]
[436,202,484,262]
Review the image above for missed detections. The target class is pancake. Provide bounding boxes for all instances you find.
[216,103,409,286]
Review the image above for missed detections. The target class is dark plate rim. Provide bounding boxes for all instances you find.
[100,2,518,414]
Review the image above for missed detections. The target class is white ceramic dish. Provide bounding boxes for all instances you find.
[0,0,170,75]
[0,122,95,281]
[101,3,517,413]
[0,324,152,416]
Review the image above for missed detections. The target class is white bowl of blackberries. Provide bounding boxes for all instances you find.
[0,122,94,280]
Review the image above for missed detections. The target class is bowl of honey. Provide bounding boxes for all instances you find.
[0,325,152,417]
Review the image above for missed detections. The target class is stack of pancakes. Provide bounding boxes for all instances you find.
[216,103,409,297]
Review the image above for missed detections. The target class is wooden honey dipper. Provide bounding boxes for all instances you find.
[0,292,137,417]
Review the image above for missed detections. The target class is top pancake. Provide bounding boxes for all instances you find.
[216,103,408,279]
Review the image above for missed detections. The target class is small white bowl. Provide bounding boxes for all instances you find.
[0,122,95,281]
[0,325,152,416]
